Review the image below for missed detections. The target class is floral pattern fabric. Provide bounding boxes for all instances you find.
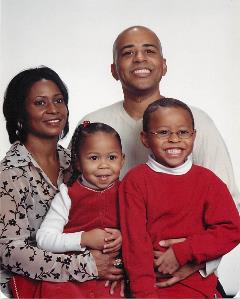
[0,142,97,297]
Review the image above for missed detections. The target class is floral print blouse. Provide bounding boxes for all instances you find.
[0,142,97,297]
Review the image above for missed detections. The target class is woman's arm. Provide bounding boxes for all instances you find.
[0,171,97,282]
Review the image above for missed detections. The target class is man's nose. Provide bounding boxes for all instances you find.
[133,50,147,62]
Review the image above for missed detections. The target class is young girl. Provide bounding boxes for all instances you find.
[35,122,125,298]
[119,98,240,298]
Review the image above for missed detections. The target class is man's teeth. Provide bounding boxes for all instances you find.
[134,69,150,74]
[166,149,182,154]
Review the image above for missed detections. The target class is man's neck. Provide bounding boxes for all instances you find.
[123,90,163,120]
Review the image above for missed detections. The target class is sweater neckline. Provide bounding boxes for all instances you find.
[146,154,193,175]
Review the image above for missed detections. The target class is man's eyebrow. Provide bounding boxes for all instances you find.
[119,43,159,52]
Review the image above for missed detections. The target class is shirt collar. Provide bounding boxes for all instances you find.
[2,141,70,171]
[146,154,193,175]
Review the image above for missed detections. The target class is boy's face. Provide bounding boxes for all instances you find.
[77,132,124,190]
[141,107,196,168]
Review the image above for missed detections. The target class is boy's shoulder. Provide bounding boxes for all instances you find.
[192,164,225,185]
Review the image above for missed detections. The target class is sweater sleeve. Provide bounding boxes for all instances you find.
[119,174,158,298]
[172,176,240,266]
[192,108,240,210]
[36,184,85,253]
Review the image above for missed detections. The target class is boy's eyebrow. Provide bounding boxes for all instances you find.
[120,43,159,52]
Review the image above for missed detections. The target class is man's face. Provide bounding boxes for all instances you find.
[112,27,167,95]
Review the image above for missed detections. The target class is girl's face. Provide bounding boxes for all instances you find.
[141,107,196,168]
[77,132,125,189]
[25,79,68,140]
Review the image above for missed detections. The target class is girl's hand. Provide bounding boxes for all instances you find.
[105,279,125,297]
[103,228,122,253]
[81,228,107,250]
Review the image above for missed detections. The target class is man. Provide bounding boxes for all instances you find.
[75,26,239,289]
[78,25,239,206]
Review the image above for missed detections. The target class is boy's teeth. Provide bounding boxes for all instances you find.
[166,149,182,154]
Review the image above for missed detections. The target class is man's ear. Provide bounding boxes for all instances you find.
[162,58,167,76]
[140,131,150,148]
[111,63,119,81]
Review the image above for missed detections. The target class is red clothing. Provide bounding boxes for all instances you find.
[119,164,240,298]
[40,180,121,298]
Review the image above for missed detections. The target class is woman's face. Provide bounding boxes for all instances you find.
[25,79,68,140]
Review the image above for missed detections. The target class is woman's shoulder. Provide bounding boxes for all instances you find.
[0,141,31,171]
[57,144,71,170]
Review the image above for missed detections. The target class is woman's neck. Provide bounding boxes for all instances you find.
[24,135,60,186]
[24,135,59,162]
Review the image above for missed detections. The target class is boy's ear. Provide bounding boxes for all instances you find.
[140,131,150,148]
[111,63,119,81]
[121,153,125,167]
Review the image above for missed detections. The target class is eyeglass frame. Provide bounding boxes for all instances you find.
[147,129,196,139]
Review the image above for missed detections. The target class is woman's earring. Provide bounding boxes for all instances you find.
[17,121,23,130]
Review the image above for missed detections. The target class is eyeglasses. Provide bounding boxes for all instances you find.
[148,129,195,139]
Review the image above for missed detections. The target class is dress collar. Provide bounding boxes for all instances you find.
[146,154,193,175]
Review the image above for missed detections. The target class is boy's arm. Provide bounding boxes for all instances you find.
[171,177,240,267]
[36,184,84,252]
[119,176,158,298]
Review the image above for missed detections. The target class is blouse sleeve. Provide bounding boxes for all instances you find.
[0,169,97,282]
[36,184,85,253]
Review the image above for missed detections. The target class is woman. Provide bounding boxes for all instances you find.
[0,66,122,297]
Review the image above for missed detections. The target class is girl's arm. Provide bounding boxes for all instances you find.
[36,184,85,252]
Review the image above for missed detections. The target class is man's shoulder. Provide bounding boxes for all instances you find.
[81,101,123,122]
[189,105,214,123]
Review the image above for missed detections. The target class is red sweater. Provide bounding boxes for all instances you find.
[119,164,240,298]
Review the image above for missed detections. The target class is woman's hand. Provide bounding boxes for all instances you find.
[103,228,122,253]
[91,249,124,281]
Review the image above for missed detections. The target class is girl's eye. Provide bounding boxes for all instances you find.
[89,156,98,161]
[109,155,117,160]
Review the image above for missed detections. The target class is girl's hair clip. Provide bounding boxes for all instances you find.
[82,120,90,128]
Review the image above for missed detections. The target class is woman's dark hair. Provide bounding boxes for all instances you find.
[3,66,69,144]
[68,122,122,186]
[143,98,195,132]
